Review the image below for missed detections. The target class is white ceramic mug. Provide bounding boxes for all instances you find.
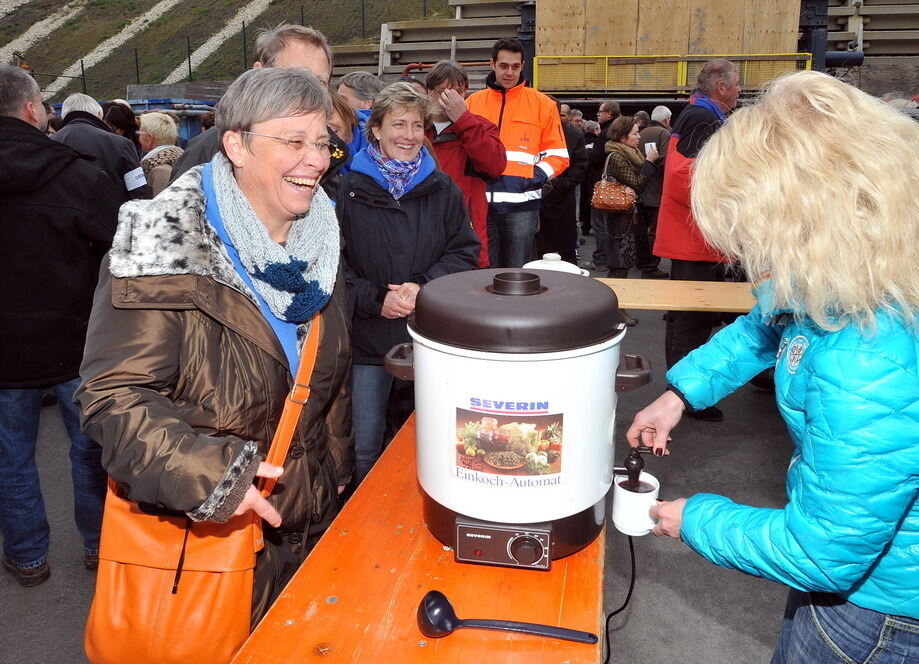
[611,471,660,536]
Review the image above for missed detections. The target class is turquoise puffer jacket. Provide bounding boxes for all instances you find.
[668,281,919,618]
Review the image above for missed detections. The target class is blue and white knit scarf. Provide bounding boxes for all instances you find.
[210,153,338,323]
[367,142,423,200]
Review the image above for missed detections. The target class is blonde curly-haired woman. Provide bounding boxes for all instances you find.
[626,70,919,663]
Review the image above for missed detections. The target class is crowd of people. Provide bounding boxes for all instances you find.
[1,22,916,664]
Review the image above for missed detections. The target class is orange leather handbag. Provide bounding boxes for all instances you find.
[85,315,323,664]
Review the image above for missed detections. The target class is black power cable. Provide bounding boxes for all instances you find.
[603,535,636,664]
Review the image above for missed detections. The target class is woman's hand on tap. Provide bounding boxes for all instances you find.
[625,390,685,456]
[650,498,686,540]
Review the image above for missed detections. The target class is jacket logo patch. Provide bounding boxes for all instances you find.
[776,337,789,359]
[785,336,809,374]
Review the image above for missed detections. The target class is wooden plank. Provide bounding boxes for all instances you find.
[232,416,605,664]
[863,5,919,15]
[536,0,585,56]
[688,0,744,54]
[387,17,520,30]
[585,0,639,55]
[449,0,519,6]
[385,39,496,52]
[740,0,801,87]
[636,0,691,55]
[597,278,755,312]
[865,28,919,38]
[631,1,690,89]
[742,0,798,53]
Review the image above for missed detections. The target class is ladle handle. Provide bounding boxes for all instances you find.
[460,618,598,644]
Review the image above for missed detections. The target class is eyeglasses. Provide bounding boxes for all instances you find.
[241,131,333,158]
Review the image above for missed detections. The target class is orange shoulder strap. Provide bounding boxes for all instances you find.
[259,313,323,497]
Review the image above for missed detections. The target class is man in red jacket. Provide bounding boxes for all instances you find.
[654,59,741,421]
[425,60,506,267]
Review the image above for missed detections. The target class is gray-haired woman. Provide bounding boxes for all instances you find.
[337,82,480,484]
[77,67,353,621]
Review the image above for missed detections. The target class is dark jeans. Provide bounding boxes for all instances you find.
[636,205,662,273]
[664,259,730,368]
[0,378,106,567]
[771,589,919,664]
[351,364,413,483]
[590,207,609,268]
[579,182,593,235]
[486,207,538,268]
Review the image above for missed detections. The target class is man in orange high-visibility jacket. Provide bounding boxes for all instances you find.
[466,38,569,268]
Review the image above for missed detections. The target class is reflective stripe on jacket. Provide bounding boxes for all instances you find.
[466,73,569,213]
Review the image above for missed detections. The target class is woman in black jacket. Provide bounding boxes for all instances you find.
[337,82,480,484]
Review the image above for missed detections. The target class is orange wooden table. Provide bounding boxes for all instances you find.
[232,415,605,663]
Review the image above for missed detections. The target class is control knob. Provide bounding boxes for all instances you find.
[510,535,544,565]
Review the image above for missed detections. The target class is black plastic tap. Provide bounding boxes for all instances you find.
[624,448,644,490]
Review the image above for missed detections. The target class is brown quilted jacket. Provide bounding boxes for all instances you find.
[76,168,353,616]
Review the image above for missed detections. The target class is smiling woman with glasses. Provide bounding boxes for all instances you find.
[77,66,355,637]
[240,130,334,156]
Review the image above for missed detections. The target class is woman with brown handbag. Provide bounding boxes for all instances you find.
[76,67,353,663]
[600,115,660,324]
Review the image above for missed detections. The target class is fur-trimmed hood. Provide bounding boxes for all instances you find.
[141,145,184,173]
[108,165,256,305]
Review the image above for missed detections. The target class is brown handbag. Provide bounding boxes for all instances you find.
[84,314,323,664]
[591,151,637,212]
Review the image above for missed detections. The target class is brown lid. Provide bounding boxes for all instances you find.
[410,269,620,353]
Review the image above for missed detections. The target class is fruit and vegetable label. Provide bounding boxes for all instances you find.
[454,400,563,487]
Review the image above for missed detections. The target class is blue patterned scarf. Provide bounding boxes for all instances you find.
[210,153,338,323]
[366,142,423,200]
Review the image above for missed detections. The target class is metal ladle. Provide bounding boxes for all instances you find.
[417,590,598,644]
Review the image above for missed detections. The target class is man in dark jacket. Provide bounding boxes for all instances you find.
[0,65,120,586]
[425,60,506,267]
[580,100,620,271]
[635,105,671,279]
[537,108,589,264]
[51,93,151,202]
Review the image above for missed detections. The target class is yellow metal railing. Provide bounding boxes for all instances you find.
[533,53,812,94]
